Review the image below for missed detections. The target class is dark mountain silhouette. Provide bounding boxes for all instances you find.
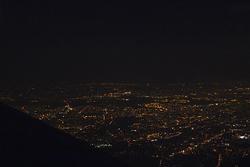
[0,102,127,167]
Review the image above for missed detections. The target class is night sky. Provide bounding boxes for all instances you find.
[1,1,250,84]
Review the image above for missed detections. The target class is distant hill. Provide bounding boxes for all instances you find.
[0,102,127,167]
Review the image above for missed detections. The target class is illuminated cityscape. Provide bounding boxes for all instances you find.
[1,81,250,166]
[2,1,250,166]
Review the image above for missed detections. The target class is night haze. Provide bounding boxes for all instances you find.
[2,1,250,166]
[1,0,250,84]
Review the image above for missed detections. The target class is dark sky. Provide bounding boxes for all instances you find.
[1,1,250,83]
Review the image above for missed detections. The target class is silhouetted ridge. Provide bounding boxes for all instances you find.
[0,102,127,167]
